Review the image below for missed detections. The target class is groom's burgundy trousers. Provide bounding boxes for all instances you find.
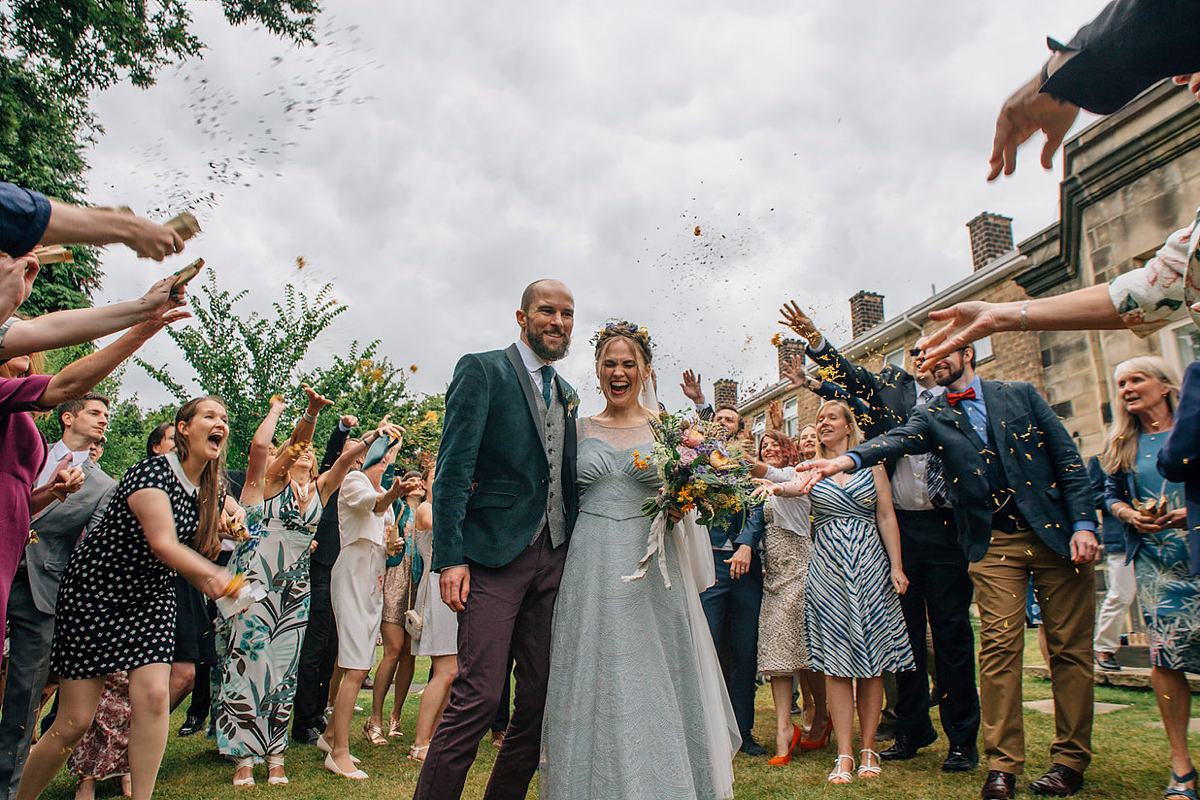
[413,529,566,800]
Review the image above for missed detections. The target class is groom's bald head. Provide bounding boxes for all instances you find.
[517,279,574,362]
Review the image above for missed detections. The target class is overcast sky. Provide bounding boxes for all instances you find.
[80,0,1114,419]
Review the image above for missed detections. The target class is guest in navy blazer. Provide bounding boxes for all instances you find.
[699,405,767,757]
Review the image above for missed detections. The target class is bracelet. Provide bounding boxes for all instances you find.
[1039,60,1050,89]
[302,411,317,423]
[1019,300,1030,332]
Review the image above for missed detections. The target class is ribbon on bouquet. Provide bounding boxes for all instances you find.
[621,510,673,589]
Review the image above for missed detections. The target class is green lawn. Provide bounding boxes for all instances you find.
[39,640,1183,799]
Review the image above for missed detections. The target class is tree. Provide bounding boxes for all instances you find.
[0,1,321,312]
[304,349,445,472]
[99,398,174,477]
[34,342,174,478]
[0,57,101,313]
[137,271,346,469]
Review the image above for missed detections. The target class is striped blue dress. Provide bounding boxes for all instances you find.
[805,470,914,678]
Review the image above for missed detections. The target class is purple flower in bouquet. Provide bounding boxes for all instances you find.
[678,446,698,465]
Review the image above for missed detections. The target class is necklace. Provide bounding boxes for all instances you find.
[292,479,311,503]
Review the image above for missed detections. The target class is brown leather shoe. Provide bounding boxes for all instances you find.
[982,770,1017,799]
[1029,764,1084,796]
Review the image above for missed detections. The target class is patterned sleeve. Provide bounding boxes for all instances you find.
[1108,210,1199,337]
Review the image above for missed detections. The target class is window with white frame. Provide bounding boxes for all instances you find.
[1159,318,1200,376]
[783,397,798,436]
[884,347,905,369]
[753,413,766,436]
[972,335,994,364]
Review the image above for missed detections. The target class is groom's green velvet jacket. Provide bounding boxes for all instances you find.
[431,344,579,572]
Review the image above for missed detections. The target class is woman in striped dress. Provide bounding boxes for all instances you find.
[760,399,912,784]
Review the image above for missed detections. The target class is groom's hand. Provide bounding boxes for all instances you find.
[440,565,471,611]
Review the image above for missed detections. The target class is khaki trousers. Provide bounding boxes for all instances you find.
[967,528,1094,775]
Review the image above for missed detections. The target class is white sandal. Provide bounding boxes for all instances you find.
[858,748,881,778]
[232,757,255,787]
[409,744,429,763]
[265,754,289,785]
[828,754,854,784]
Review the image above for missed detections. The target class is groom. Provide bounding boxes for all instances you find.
[414,279,580,800]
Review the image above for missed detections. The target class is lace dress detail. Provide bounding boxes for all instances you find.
[541,418,733,800]
[758,498,814,674]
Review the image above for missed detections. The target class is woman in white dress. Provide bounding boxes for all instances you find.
[324,427,419,778]
[409,465,460,763]
[541,321,739,800]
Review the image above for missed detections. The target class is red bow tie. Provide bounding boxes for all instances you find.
[946,387,976,406]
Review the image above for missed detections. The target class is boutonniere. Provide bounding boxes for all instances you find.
[563,386,581,417]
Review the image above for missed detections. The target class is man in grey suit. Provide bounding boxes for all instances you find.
[0,392,116,797]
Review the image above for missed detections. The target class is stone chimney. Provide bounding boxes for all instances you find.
[713,378,738,409]
[849,290,885,339]
[966,212,1014,271]
[776,338,806,381]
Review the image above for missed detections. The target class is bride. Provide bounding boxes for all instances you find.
[540,321,740,800]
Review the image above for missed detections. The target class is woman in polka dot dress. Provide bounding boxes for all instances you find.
[16,397,241,800]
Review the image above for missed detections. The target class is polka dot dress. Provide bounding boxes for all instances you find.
[51,455,201,679]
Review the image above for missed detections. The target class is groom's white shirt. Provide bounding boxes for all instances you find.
[515,339,551,394]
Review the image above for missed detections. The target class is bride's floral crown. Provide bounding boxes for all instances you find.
[591,319,653,361]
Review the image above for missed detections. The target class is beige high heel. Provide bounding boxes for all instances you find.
[388,717,404,738]
[408,744,429,763]
[316,734,361,763]
[324,752,368,779]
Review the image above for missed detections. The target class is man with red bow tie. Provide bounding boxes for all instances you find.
[801,344,1100,800]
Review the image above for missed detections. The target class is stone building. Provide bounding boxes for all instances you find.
[729,79,1200,462]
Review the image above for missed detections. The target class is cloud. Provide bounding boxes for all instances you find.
[83,0,1108,420]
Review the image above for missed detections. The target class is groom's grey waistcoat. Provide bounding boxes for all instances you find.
[535,385,567,548]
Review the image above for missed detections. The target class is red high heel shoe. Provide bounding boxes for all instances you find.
[768,723,803,766]
[800,715,831,751]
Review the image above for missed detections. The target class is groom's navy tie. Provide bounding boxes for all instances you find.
[539,365,555,407]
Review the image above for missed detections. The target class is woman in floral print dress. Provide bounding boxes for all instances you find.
[215,388,380,786]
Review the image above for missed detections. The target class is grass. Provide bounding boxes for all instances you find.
[38,636,1184,799]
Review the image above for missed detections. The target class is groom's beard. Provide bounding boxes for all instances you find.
[527,327,571,361]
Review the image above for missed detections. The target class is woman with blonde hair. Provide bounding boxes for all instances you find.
[757,398,911,784]
[217,389,376,786]
[540,320,739,800]
[1100,356,1195,800]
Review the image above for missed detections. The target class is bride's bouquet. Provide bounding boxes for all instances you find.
[626,411,757,587]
